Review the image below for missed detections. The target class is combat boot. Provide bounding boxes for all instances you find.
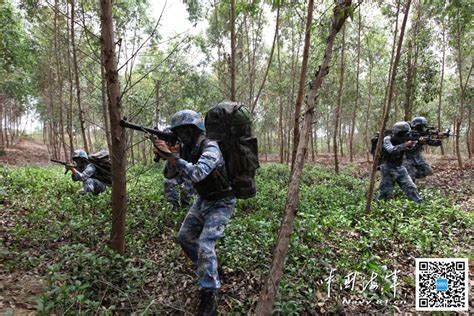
[197,288,217,316]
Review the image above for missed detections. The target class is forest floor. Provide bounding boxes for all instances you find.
[0,137,50,166]
[0,138,474,315]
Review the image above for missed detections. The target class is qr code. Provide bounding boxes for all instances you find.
[416,258,469,311]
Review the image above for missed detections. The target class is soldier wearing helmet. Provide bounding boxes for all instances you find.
[68,149,106,195]
[153,109,235,316]
[156,128,195,211]
[403,116,441,182]
[378,122,422,203]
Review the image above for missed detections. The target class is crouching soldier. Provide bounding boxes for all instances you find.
[379,122,422,203]
[68,149,106,195]
[403,116,442,182]
[153,110,235,316]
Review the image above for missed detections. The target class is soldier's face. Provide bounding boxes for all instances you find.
[73,157,87,167]
[175,125,197,145]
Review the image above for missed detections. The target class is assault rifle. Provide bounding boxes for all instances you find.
[389,129,454,144]
[50,159,76,174]
[119,118,179,145]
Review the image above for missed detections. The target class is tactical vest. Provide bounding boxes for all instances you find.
[381,136,404,166]
[181,138,233,201]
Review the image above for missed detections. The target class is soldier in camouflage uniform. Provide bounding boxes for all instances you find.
[379,122,423,203]
[403,117,442,183]
[163,175,194,210]
[153,110,235,316]
[157,128,195,210]
[68,149,106,195]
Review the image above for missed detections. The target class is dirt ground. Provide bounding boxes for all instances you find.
[1,138,472,314]
[0,137,50,166]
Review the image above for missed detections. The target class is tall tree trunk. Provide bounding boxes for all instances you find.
[251,7,280,112]
[71,0,89,152]
[278,36,284,164]
[326,108,330,153]
[365,0,411,213]
[66,2,74,155]
[403,4,421,122]
[100,0,127,254]
[154,80,160,127]
[101,60,112,153]
[364,40,373,161]
[334,25,346,174]
[437,22,446,156]
[404,38,414,122]
[54,0,67,159]
[468,109,473,159]
[455,10,467,169]
[256,2,352,314]
[350,9,361,162]
[230,0,236,101]
[0,96,4,148]
[290,0,314,169]
[310,125,315,161]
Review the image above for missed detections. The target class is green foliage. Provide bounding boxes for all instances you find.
[2,162,472,314]
[0,0,37,101]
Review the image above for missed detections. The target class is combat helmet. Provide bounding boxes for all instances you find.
[170,110,205,132]
[72,149,88,160]
[411,116,428,130]
[392,121,411,135]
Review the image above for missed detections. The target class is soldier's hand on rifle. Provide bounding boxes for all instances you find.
[153,139,176,165]
[406,140,417,148]
[419,137,429,144]
[167,143,179,153]
[65,164,77,175]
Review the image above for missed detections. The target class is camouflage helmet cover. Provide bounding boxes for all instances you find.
[72,149,88,160]
[392,121,411,135]
[411,116,428,128]
[170,110,205,132]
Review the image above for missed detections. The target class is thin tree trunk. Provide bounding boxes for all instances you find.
[100,0,127,254]
[290,0,314,169]
[278,35,284,164]
[66,2,74,155]
[350,10,361,162]
[251,6,280,112]
[364,41,373,161]
[334,25,346,174]
[155,80,160,127]
[455,10,467,169]
[310,124,315,161]
[54,0,67,159]
[468,109,473,159]
[0,96,4,148]
[365,0,411,214]
[256,2,353,314]
[71,0,89,152]
[438,22,446,156]
[230,0,236,101]
[101,60,112,153]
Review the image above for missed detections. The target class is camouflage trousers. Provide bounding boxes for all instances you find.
[164,175,194,209]
[403,157,433,182]
[80,178,106,195]
[379,163,422,203]
[177,196,236,289]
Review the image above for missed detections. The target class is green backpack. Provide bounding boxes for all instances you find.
[88,150,112,186]
[205,101,259,199]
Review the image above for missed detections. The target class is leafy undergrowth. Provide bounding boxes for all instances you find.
[0,163,472,314]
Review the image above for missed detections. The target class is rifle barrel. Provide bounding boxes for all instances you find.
[51,159,67,165]
[119,119,178,145]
